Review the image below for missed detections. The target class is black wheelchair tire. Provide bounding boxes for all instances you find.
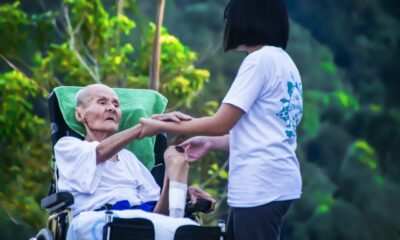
[35,228,54,240]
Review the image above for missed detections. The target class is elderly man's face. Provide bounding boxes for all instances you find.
[76,86,121,134]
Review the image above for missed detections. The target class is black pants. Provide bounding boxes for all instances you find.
[226,200,292,240]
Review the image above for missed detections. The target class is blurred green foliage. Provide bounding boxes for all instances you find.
[0,0,399,239]
[0,0,209,237]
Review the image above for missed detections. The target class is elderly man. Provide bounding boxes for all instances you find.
[54,84,215,218]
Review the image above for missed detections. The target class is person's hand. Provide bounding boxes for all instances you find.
[187,186,216,212]
[151,111,192,122]
[164,145,186,163]
[179,136,212,163]
[138,118,164,139]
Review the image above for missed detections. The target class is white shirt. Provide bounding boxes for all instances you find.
[54,137,160,216]
[223,46,303,207]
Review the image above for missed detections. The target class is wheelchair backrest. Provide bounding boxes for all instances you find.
[48,91,83,146]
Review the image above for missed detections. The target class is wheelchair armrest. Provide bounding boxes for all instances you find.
[41,192,74,212]
[185,199,212,216]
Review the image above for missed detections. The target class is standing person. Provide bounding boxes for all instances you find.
[139,0,303,239]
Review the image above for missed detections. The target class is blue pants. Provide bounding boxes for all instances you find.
[226,200,293,240]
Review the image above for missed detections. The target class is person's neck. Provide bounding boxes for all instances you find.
[235,45,264,54]
[85,130,112,142]
[245,45,264,54]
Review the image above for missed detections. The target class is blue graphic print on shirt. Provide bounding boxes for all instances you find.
[276,73,303,138]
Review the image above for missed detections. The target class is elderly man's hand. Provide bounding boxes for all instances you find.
[151,111,192,122]
[187,186,216,213]
[164,145,187,163]
[138,118,164,139]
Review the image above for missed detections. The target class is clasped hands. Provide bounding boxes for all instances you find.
[137,111,191,139]
[137,111,212,164]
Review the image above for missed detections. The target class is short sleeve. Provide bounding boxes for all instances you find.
[223,53,269,112]
[54,137,103,194]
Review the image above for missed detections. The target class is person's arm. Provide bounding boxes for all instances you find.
[153,175,170,215]
[139,104,243,138]
[153,146,189,216]
[96,112,192,164]
[204,135,229,151]
[96,124,142,164]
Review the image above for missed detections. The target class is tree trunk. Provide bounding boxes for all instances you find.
[149,0,166,91]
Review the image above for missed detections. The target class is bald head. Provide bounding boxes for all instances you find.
[76,84,117,108]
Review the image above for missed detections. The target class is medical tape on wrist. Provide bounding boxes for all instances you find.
[169,181,187,209]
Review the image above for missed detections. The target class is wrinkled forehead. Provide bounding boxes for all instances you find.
[77,85,119,107]
[91,87,118,100]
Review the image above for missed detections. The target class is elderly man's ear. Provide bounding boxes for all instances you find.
[75,108,85,123]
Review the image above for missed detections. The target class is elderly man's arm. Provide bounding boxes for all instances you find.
[96,124,142,164]
[96,112,192,164]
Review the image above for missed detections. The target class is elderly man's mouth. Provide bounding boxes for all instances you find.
[105,117,116,122]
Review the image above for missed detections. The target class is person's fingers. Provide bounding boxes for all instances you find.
[178,141,190,148]
[158,114,181,122]
[137,131,144,139]
[166,115,180,122]
[187,154,200,163]
[190,190,197,204]
[199,190,216,212]
[210,199,216,212]
[179,138,195,147]
[150,114,160,120]
[174,111,192,120]
[140,117,149,124]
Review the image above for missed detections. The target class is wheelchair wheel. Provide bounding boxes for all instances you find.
[35,228,54,240]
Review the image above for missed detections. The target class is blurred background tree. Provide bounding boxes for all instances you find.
[0,0,399,239]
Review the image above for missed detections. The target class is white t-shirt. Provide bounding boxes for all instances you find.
[54,137,160,216]
[223,46,303,208]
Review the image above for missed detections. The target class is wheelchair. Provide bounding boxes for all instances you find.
[31,87,226,240]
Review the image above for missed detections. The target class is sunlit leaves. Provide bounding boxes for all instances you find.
[331,91,359,111]
[109,15,136,35]
[349,140,377,170]
[203,101,219,116]
[319,60,337,74]
[0,1,29,55]
[0,70,50,228]
[315,192,334,215]
[0,71,45,145]
[134,22,210,109]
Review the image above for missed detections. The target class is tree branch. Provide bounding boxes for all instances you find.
[0,53,49,95]
[63,6,101,83]
[149,0,166,91]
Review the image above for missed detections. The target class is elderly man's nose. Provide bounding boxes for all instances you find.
[106,104,116,112]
